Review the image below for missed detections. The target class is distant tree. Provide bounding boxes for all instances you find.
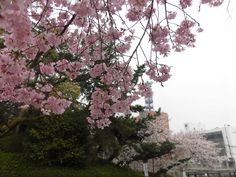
[116,117,225,177]
[150,131,225,176]
[170,131,225,169]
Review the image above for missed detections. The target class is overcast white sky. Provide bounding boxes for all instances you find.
[151,0,236,132]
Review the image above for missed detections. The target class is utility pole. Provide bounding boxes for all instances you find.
[145,82,153,112]
[224,125,234,168]
[144,82,155,174]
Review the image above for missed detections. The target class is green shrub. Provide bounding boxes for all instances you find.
[0,133,23,152]
[23,109,91,167]
[0,152,144,177]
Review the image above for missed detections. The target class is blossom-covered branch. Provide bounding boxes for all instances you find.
[0,0,223,128]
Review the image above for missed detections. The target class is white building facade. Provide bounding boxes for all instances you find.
[203,126,236,168]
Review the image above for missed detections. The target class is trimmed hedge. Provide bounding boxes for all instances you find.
[0,152,144,177]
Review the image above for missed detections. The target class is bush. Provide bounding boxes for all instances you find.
[23,109,92,167]
[0,133,23,152]
[0,152,144,177]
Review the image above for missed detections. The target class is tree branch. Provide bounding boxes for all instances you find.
[59,14,77,36]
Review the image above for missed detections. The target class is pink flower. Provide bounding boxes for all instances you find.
[45,32,61,47]
[197,28,204,33]
[201,0,223,6]
[180,0,192,9]
[89,64,104,78]
[0,0,224,128]
[87,117,95,124]
[40,84,53,93]
[116,43,131,53]
[138,83,153,97]
[56,59,70,72]
[40,63,55,75]
[128,0,148,8]
[111,100,129,114]
[96,118,111,129]
[146,62,171,83]
[167,11,177,20]
[109,87,122,102]
[72,1,94,18]
[14,88,45,108]
[151,25,170,56]
[174,20,196,50]
[126,9,141,21]
[101,72,113,85]
[42,96,71,114]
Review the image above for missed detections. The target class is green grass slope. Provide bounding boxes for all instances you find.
[0,152,144,177]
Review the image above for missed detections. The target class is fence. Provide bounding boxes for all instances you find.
[185,169,236,177]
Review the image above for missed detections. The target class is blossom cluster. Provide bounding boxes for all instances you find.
[170,131,225,168]
[118,119,224,169]
[0,0,222,128]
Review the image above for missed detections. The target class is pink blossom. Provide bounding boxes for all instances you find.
[0,0,32,50]
[109,87,122,102]
[201,0,223,6]
[174,20,196,51]
[126,9,141,21]
[101,72,114,85]
[45,32,61,47]
[40,63,55,75]
[55,59,70,72]
[116,43,131,53]
[86,117,95,124]
[138,83,153,97]
[55,60,82,79]
[72,1,94,18]
[180,0,192,9]
[0,0,223,129]
[146,62,171,82]
[128,0,148,8]
[167,11,177,20]
[40,84,53,93]
[89,64,104,78]
[197,27,204,33]
[14,88,45,108]
[111,100,130,114]
[96,118,112,129]
[42,96,71,115]
[151,25,170,56]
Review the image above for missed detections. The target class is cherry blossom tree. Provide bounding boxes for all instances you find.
[170,131,225,169]
[157,132,225,175]
[0,0,223,134]
[120,117,225,177]
[147,130,225,176]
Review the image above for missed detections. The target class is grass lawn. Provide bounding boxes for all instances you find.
[0,152,144,177]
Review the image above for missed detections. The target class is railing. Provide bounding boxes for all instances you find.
[185,169,236,177]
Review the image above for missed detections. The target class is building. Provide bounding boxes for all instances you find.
[138,111,170,130]
[202,126,236,168]
[156,112,169,130]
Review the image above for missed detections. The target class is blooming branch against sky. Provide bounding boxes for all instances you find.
[152,0,236,131]
[0,0,227,130]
